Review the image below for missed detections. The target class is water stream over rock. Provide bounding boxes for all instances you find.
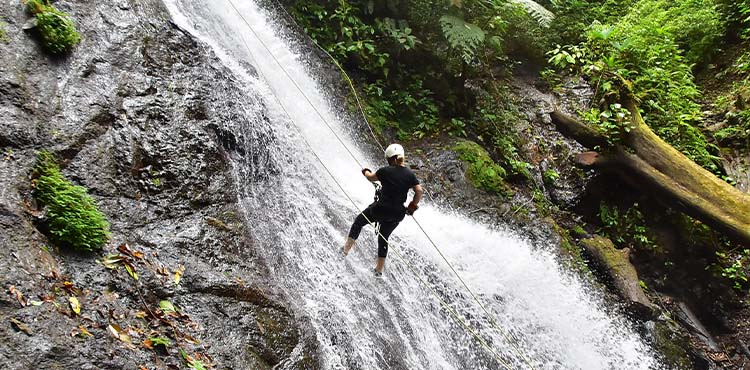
[163,1,667,369]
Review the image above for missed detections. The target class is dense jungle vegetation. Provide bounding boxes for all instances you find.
[286,0,750,296]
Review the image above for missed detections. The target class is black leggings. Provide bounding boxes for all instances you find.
[348,204,403,258]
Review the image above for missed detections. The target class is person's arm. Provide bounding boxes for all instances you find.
[411,184,423,205]
[407,184,423,215]
[362,168,379,182]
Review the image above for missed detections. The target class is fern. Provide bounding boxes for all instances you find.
[439,14,485,63]
[510,0,555,27]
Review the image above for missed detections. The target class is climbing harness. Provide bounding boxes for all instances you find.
[371,181,382,233]
[222,1,538,369]
[372,181,383,204]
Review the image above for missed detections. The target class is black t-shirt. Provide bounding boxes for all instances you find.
[375,165,420,206]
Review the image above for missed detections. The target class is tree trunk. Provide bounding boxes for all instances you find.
[550,101,750,245]
[580,236,656,319]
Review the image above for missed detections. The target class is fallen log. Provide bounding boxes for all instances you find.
[550,101,750,245]
[580,236,656,319]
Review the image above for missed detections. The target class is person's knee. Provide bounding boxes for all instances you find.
[378,245,388,258]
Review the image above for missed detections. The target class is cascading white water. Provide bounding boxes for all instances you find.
[163,1,666,369]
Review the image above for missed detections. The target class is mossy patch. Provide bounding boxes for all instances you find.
[0,22,8,43]
[652,319,693,369]
[581,236,630,276]
[25,0,81,54]
[546,218,589,273]
[33,151,110,251]
[453,140,511,196]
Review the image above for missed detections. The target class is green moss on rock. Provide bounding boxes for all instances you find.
[653,319,693,369]
[26,0,81,54]
[453,140,510,195]
[33,151,110,251]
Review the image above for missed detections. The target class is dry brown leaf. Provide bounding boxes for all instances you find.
[9,318,32,335]
[78,325,93,337]
[61,281,82,296]
[117,243,134,257]
[71,325,93,338]
[8,286,27,307]
[708,351,729,362]
[142,338,154,349]
[182,333,200,344]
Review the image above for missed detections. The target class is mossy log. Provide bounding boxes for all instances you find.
[551,101,750,245]
[581,236,656,318]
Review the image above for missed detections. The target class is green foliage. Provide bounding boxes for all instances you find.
[33,151,110,251]
[718,0,750,39]
[471,89,533,180]
[448,118,467,137]
[572,225,587,236]
[533,187,552,216]
[25,0,81,54]
[548,0,637,45]
[291,0,391,75]
[180,349,208,370]
[543,169,560,184]
[638,280,649,291]
[742,1,750,39]
[513,0,555,27]
[579,103,632,146]
[439,14,485,63]
[148,337,171,347]
[377,17,419,50]
[713,54,750,144]
[501,2,551,63]
[620,0,724,65]
[713,249,750,290]
[290,0,552,142]
[598,202,654,250]
[546,0,724,173]
[453,140,510,195]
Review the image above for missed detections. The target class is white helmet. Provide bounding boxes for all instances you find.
[384,143,405,159]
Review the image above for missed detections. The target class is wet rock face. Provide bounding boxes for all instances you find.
[508,74,594,209]
[0,1,314,369]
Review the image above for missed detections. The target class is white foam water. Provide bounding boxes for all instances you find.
[163,1,666,369]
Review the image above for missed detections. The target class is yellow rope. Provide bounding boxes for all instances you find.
[222,1,534,368]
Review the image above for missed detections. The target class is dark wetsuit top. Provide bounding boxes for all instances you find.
[375,165,420,208]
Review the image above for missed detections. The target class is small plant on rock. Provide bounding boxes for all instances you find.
[0,22,9,43]
[33,151,110,251]
[714,249,750,291]
[24,0,81,54]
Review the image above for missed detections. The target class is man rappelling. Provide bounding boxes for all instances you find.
[343,143,423,276]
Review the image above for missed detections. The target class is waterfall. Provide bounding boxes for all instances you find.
[163,1,665,369]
